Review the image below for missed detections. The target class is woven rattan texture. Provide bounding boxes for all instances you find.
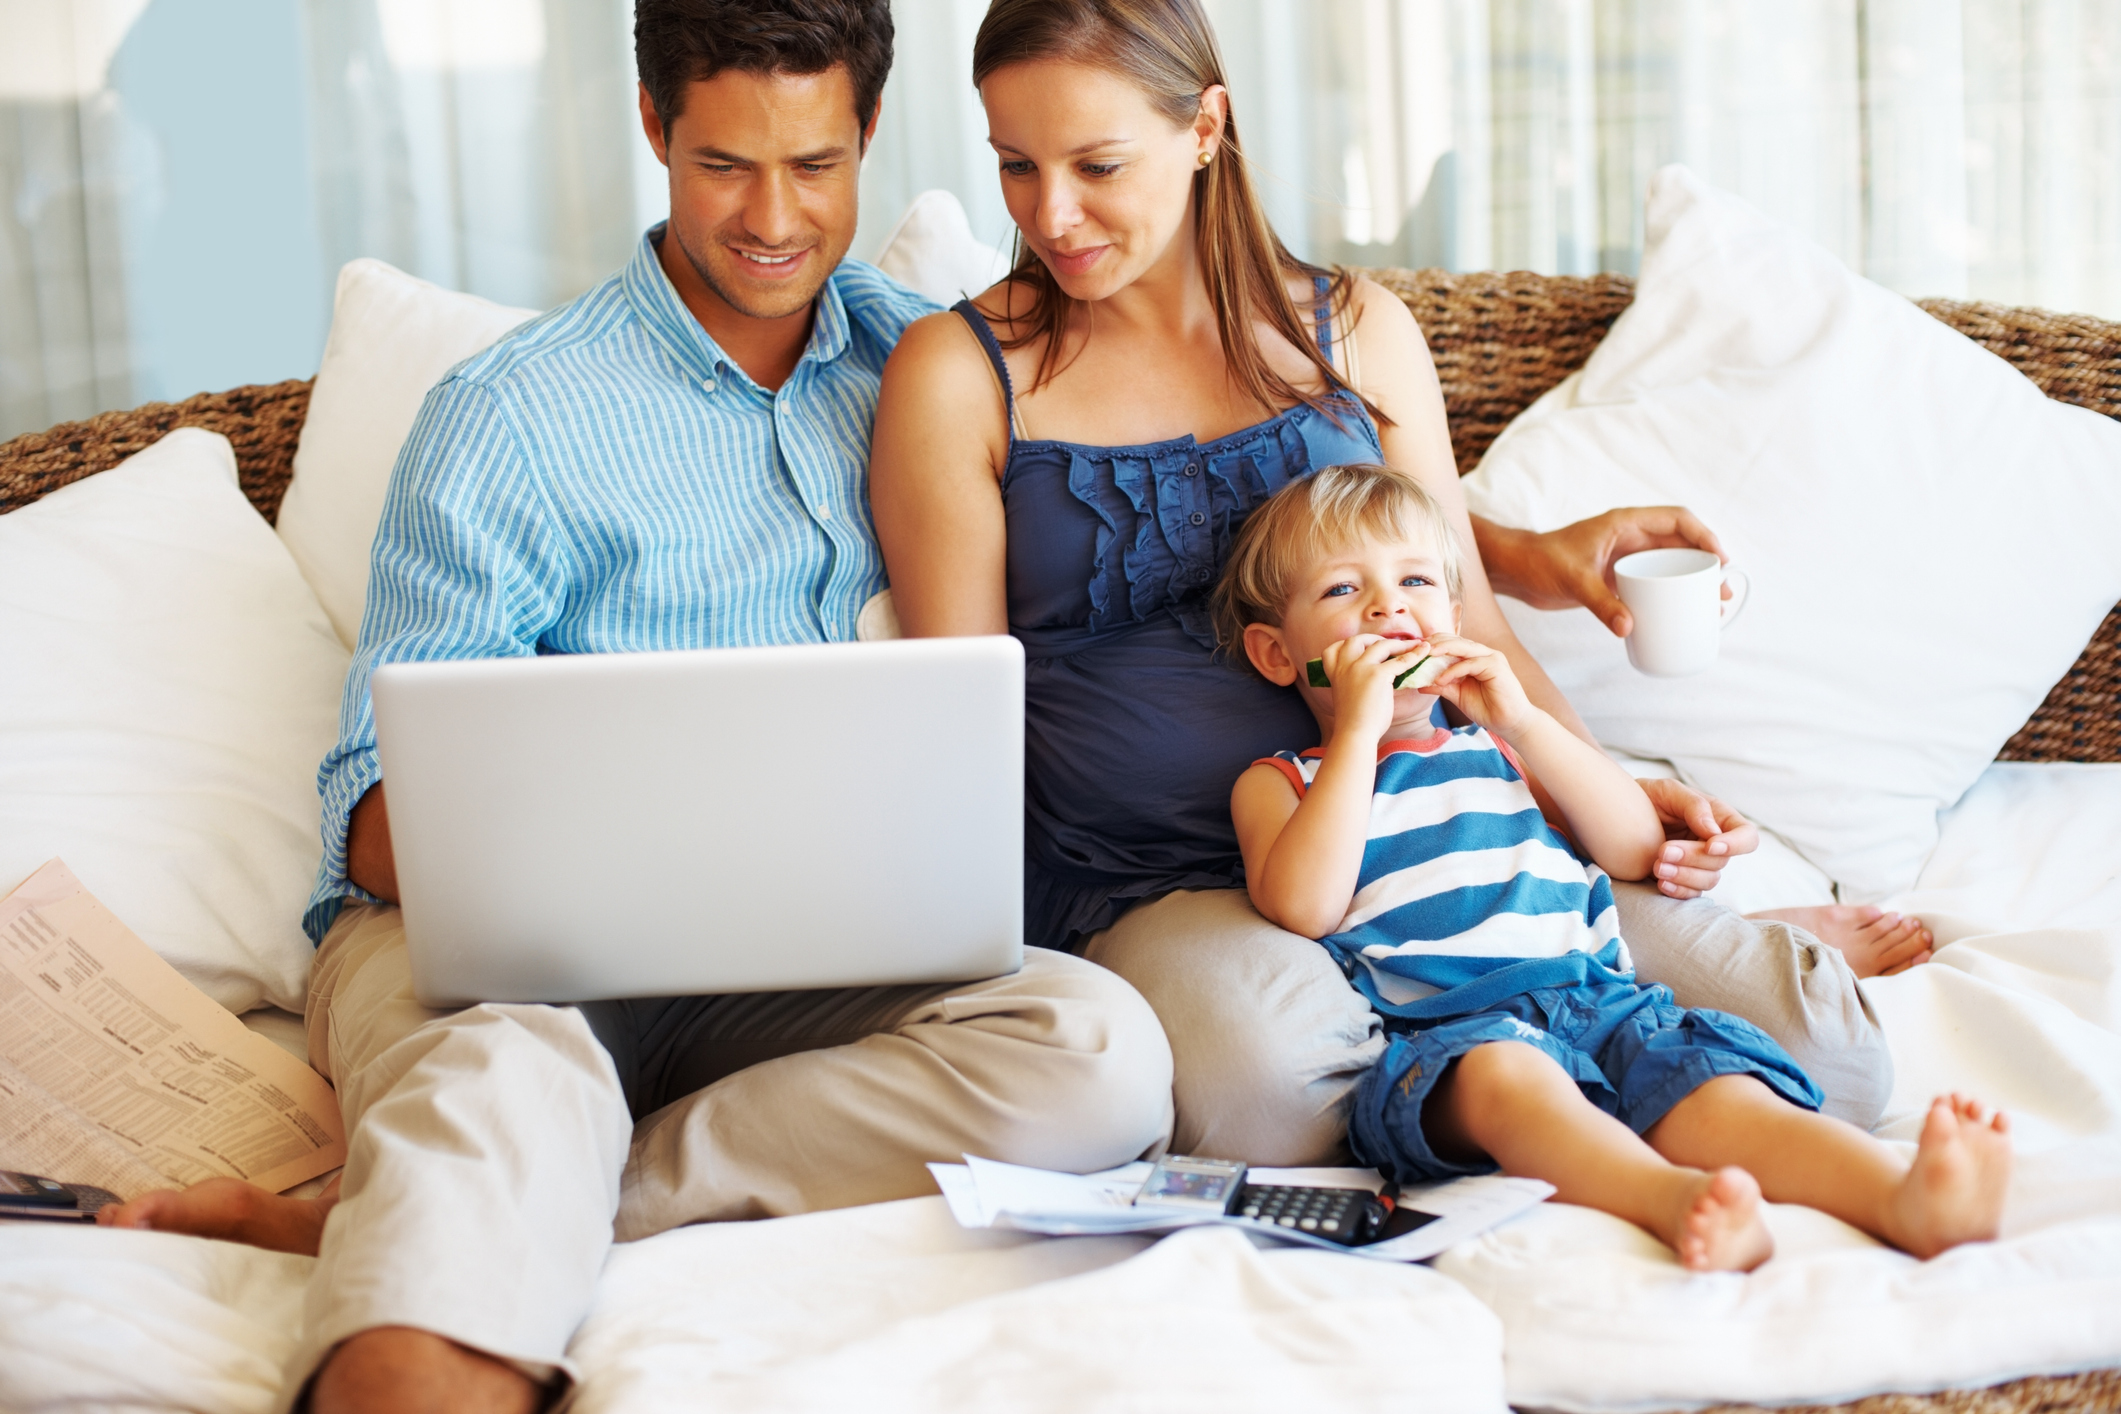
[0,379,311,524]
[1365,268,2121,765]
[1701,1367,2121,1414]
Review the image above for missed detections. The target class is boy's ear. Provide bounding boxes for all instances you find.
[1452,601,1463,634]
[1243,623,1299,686]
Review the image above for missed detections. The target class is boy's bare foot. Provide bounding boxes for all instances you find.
[1885,1094,2011,1258]
[1748,904,1933,978]
[96,1174,340,1256]
[1668,1167,1774,1272]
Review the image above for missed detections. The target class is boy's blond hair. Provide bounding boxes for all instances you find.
[1213,463,1463,660]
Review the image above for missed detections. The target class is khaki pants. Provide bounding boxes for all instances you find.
[1084,884,1892,1168]
[288,902,1173,1406]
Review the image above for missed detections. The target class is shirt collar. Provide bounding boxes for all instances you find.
[622,223,853,388]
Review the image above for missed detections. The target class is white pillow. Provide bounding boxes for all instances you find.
[874,189,1013,305]
[277,258,536,647]
[0,430,351,1012]
[1462,166,2121,901]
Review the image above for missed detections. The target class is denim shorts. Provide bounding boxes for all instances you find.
[1346,975,1824,1185]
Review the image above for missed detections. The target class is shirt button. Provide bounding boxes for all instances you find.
[817,504,833,522]
[701,377,717,392]
[1189,511,1205,526]
[1184,462,1199,477]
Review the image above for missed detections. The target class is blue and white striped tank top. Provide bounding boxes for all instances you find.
[1260,724,1631,1016]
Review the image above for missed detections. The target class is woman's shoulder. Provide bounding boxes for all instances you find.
[883,305,996,382]
[960,278,1041,345]
[1342,272,1422,338]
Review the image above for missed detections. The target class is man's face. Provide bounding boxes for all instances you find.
[641,65,874,323]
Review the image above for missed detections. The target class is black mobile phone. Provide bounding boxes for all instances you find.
[0,1171,119,1223]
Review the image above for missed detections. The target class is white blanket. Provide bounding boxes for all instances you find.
[2,763,2116,1413]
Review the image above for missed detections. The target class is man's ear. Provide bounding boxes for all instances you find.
[1451,600,1463,634]
[1243,622,1299,686]
[860,96,882,155]
[639,83,671,167]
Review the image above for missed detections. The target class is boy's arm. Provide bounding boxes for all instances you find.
[1233,753,1372,940]
[1422,633,1663,881]
[1234,635,1426,937]
[1500,714,1664,881]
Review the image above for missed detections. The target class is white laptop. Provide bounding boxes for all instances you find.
[370,636,1024,1007]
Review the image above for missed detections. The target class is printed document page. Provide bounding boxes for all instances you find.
[0,859,346,1198]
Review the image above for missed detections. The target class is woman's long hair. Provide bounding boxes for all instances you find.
[971,0,1383,425]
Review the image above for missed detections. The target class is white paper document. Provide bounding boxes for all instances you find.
[0,859,346,1198]
[928,1155,1551,1263]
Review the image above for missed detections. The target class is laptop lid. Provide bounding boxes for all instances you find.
[371,636,1023,1006]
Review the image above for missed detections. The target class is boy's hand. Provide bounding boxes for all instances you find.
[1320,634,1434,745]
[1421,632,1537,738]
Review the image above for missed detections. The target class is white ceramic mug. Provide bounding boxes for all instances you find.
[1614,548,1750,677]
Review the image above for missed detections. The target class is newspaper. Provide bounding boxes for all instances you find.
[928,1155,1553,1263]
[0,859,345,1200]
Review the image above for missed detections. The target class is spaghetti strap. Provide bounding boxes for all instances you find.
[1311,274,1334,361]
[953,299,1026,442]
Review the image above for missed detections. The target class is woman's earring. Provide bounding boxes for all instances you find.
[1198,150,1212,168]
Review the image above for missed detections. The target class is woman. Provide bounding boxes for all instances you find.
[871,0,1918,1162]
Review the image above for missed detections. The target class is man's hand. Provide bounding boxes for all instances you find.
[1476,507,1727,638]
[1636,777,1757,898]
[346,783,399,903]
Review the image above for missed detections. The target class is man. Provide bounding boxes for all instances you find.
[104,5,1172,1411]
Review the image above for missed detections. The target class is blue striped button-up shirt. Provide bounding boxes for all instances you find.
[305,228,938,942]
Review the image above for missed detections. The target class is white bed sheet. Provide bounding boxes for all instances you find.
[2,763,2116,1413]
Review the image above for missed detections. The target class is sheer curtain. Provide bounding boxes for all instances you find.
[5,0,2118,442]
[863,0,2121,316]
[0,0,647,441]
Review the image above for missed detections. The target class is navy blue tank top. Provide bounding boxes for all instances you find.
[954,280,1385,951]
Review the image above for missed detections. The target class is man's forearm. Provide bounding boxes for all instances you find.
[1469,514,1537,604]
[345,783,400,903]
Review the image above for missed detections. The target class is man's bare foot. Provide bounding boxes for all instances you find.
[1665,1167,1774,1272]
[96,1174,340,1256]
[1749,904,1933,979]
[1884,1094,2011,1258]
[312,1327,543,1414]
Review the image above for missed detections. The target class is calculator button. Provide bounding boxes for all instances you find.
[1299,1218,1318,1230]
[1321,1219,1341,1232]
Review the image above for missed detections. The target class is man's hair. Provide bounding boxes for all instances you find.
[635,0,894,139]
[1213,464,1464,660]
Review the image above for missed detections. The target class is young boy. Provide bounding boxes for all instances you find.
[1216,463,2010,1271]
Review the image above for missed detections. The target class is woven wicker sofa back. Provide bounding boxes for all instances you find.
[1,270,2113,762]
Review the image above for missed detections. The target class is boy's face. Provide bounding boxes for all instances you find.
[1242,530,1461,728]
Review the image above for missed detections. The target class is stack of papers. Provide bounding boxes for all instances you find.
[928,1155,1551,1263]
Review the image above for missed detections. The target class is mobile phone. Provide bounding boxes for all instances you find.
[0,1171,119,1223]
[1133,1154,1248,1213]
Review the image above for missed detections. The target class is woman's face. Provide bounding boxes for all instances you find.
[980,60,1221,302]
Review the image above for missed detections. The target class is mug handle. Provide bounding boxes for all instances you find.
[1719,566,1751,630]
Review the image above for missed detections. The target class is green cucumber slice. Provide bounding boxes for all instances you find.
[1303,652,1453,690]
[1392,655,1434,690]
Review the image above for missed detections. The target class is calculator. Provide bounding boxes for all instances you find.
[1233,1182,1391,1246]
